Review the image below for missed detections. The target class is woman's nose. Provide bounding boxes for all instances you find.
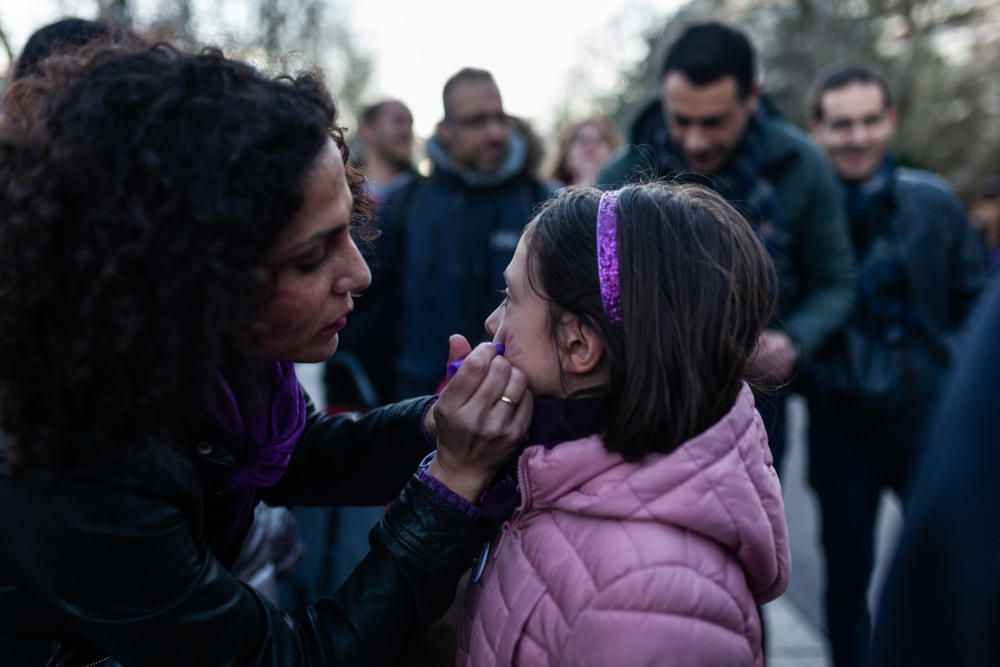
[336,237,371,295]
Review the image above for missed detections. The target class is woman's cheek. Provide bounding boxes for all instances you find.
[256,289,314,338]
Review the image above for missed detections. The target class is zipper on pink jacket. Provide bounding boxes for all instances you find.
[492,455,531,560]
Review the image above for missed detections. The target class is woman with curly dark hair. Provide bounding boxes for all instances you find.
[0,42,532,666]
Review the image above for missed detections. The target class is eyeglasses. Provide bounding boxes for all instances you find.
[447,110,508,130]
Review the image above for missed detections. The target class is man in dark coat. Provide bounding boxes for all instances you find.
[805,63,987,666]
[389,68,551,398]
[599,22,856,471]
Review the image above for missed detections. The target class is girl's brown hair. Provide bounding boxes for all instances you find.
[526,183,776,460]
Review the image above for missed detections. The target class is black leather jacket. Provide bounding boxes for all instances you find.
[0,395,491,666]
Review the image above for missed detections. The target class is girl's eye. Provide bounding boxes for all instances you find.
[497,288,511,305]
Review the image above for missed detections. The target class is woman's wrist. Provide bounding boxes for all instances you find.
[419,396,438,447]
[414,453,483,519]
[426,457,489,504]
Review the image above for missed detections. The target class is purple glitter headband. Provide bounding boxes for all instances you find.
[596,190,623,325]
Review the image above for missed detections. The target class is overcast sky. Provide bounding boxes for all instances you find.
[2,0,683,136]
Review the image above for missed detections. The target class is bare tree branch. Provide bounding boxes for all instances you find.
[0,16,16,66]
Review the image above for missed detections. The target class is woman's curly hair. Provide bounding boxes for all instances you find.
[0,43,373,466]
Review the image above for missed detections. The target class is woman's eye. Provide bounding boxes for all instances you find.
[294,254,326,274]
[497,289,511,305]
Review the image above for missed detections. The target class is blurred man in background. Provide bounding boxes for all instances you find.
[390,68,551,398]
[355,99,417,206]
[805,62,986,667]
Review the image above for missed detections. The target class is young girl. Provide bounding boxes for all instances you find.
[456,183,791,666]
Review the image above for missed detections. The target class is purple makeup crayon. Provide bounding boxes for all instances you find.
[446,343,505,378]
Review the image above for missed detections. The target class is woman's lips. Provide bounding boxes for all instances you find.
[315,315,348,340]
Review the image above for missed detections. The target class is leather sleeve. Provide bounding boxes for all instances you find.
[262,394,436,507]
[4,468,487,666]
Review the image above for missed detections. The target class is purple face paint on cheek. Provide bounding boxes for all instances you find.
[501,333,523,359]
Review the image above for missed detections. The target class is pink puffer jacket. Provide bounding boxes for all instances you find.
[456,384,790,667]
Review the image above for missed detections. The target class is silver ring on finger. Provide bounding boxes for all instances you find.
[497,395,519,408]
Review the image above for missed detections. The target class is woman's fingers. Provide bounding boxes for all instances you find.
[507,387,533,443]
[498,366,529,407]
[439,342,500,408]
[432,345,533,498]
[466,354,513,413]
[470,366,530,449]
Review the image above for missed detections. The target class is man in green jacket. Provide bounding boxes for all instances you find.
[598,21,855,470]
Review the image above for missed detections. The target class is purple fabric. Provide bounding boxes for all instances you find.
[211,361,306,490]
[204,360,307,547]
[417,461,483,519]
[526,396,603,450]
[596,190,623,325]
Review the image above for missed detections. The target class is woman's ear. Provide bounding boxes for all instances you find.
[558,315,604,376]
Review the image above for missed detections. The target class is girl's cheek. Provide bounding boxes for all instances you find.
[502,332,523,359]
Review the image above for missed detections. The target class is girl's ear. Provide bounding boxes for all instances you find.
[558,315,604,376]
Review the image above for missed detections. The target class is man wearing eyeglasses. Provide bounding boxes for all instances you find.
[804,62,986,667]
[598,22,856,478]
[390,68,552,399]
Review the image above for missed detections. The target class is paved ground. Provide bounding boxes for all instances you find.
[767,396,903,666]
[298,364,905,666]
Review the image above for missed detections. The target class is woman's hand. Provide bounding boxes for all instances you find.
[428,335,532,502]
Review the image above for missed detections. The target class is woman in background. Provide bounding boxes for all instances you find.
[551,116,623,187]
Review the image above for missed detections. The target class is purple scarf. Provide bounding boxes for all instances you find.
[204,360,307,553]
